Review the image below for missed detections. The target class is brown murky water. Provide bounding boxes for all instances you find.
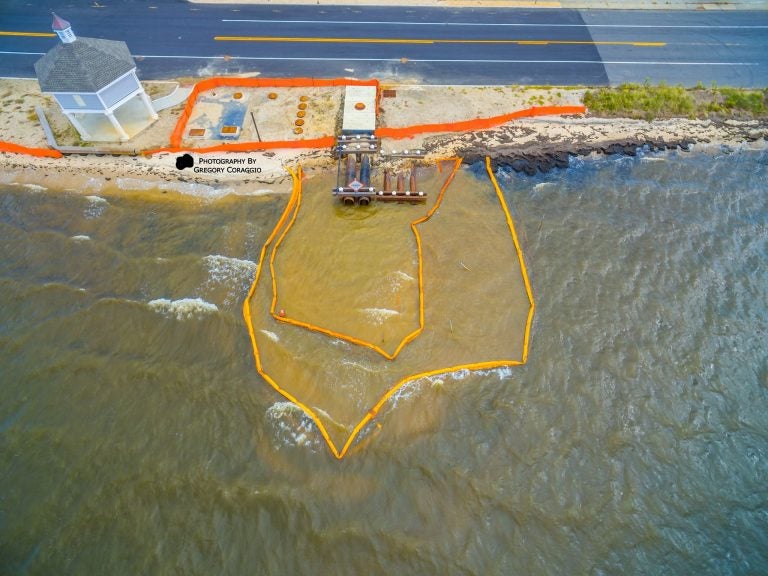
[247,160,530,455]
[1,149,767,575]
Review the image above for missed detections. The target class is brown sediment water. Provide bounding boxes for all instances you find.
[1,148,767,574]
[245,159,531,455]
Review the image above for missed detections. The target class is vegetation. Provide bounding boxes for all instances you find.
[584,82,694,120]
[583,82,767,120]
[527,94,547,106]
[710,87,766,115]
[52,123,84,147]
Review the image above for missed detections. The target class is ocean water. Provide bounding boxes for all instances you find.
[1,148,767,575]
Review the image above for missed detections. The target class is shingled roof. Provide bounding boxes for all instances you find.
[34,37,136,93]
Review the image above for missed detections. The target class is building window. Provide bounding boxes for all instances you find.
[73,94,86,107]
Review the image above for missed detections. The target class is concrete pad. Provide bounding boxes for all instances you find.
[77,95,156,142]
[152,85,193,112]
[181,86,343,147]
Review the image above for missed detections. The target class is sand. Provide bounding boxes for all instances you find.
[1,78,766,201]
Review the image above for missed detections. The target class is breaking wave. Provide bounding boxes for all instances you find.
[147,297,219,320]
[266,402,322,450]
[204,255,257,285]
[202,254,258,306]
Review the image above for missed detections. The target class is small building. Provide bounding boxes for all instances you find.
[34,13,157,142]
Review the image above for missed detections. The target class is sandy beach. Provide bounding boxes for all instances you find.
[1,78,766,200]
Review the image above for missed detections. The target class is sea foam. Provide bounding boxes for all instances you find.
[260,330,280,343]
[359,307,400,325]
[148,297,218,320]
[204,255,257,284]
[202,254,258,306]
[84,195,108,219]
[116,177,234,200]
[266,402,321,451]
[234,188,287,197]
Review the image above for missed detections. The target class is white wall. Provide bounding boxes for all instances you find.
[99,72,140,109]
[54,92,104,111]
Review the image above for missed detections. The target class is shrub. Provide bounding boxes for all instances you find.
[718,88,765,114]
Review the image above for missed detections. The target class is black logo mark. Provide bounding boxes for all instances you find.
[176,153,194,170]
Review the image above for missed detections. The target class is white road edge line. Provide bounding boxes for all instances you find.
[221,18,768,29]
[139,56,764,66]
[0,51,759,66]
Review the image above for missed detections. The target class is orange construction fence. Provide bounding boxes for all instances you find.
[375,105,586,140]
[164,76,380,151]
[144,77,585,156]
[0,141,62,159]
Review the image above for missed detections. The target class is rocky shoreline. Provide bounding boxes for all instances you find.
[462,137,697,175]
[420,116,768,176]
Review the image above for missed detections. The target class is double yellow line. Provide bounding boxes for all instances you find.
[0,31,56,37]
[0,29,664,48]
[214,35,665,47]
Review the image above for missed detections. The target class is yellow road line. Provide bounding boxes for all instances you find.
[215,35,665,47]
[516,40,666,46]
[216,35,432,44]
[0,31,56,37]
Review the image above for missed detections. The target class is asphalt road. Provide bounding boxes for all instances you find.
[1,1,766,86]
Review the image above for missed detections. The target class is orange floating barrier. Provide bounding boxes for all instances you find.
[242,157,536,459]
[266,158,461,360]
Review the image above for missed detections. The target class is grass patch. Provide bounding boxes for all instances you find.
[584,82,767,120]
[716,87,766,115]
[584,82,694,120]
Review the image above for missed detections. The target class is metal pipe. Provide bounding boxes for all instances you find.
[346,154,356,183]
[360,155,370,186]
